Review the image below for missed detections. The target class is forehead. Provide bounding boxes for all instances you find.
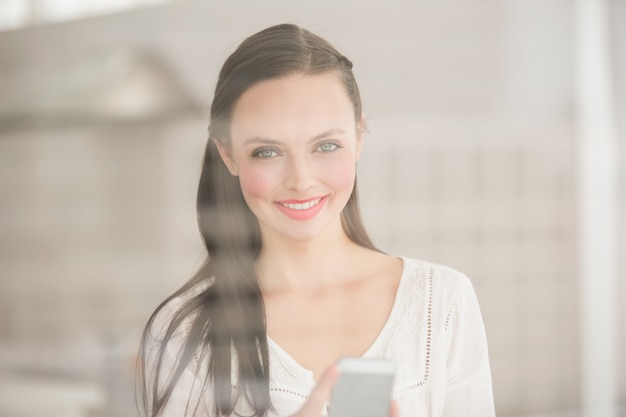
[229,73,356,142]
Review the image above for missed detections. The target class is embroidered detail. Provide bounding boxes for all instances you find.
[270,387,309,399]
[425,267,433,381]
[444,276,464,331]
[394,267,433,394]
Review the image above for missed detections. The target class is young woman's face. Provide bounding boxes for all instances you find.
[217,72,363,243]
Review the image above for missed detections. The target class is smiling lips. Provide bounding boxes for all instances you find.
[275,196,327,220]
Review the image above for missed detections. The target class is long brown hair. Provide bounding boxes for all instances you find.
[137,23,377,417]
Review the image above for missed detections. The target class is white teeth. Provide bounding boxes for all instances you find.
[281,198,321,210]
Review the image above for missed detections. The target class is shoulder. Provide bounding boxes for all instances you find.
[397,257,476,319]
[143,285,211,376]
[146,292,192,344]
[399,257,470,289]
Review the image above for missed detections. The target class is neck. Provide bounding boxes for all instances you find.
[255,222,368,293]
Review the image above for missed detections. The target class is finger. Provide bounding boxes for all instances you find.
[389,399,400,417]
[297,366,339,417]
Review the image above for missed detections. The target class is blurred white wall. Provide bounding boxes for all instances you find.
[0,1,623,416]
[0,0,173,30]
[576,1,621,416]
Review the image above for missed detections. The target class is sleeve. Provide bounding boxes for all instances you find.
[442,275,495,417]
[158,343,212,417]
[143,303,213,417]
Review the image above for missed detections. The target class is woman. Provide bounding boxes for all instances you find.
[138,23,495,417]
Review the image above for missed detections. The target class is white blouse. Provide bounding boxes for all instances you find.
[151,257,495,417]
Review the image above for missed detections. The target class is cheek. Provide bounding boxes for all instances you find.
[322,156,357,191]
[237,165,278,200]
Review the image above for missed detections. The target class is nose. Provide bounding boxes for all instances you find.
[284,155,315,191]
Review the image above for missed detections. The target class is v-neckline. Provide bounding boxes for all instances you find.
[266,257,409,381]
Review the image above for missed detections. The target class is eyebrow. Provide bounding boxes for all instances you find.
[244,128,347,145]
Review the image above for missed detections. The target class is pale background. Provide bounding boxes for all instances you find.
[0,1,624,416]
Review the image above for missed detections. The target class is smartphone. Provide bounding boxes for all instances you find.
[327,357,396,417]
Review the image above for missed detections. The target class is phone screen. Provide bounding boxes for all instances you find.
[328,358,396,417]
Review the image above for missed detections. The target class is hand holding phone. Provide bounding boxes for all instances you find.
[327,358,396,417]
